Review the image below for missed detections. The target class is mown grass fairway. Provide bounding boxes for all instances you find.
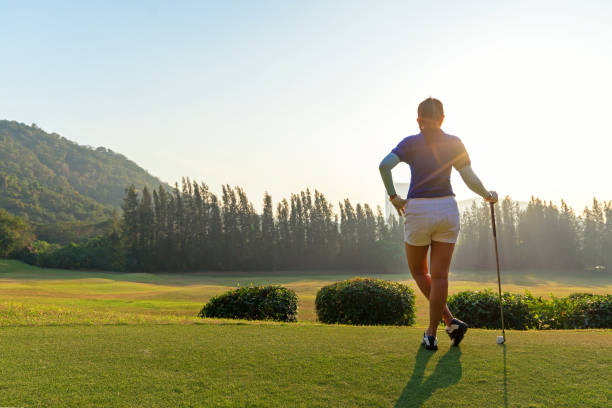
[1,260,610,326]
[0,259,610,407]
[0,324,610,407]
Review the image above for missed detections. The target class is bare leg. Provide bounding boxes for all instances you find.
[427,240,455,337]
[404,242,453,330]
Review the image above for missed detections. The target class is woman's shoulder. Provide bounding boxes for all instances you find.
[440,131,467,148]
[397,133,422,145]
[392,134,422,161]
[441,130,462,141]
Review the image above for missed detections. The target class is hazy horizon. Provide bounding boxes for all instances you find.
[2,1,611,214]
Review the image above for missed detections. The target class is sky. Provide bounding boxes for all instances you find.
[1,1,611,214]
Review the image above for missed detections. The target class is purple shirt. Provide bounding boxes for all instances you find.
[391,130,471,199]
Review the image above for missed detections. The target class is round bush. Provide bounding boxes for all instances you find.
[447,290,539,330]
[198,285,298,322]
[315,278,416,326]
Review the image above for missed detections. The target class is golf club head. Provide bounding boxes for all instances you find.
[496,335,505,344]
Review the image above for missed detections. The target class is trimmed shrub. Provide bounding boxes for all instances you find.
[198,285,298,322]
[447,290,540,330]
[533,293,612,329]
[315,278,416,326]
[448,290,612,330]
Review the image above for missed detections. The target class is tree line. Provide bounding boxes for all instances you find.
[119,178,403,272]
[3,177,611,273]
[455,196,612,271]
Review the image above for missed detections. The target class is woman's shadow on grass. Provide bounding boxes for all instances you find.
[394,346,462,408]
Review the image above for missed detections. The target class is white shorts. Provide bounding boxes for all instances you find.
[403,196,460,246]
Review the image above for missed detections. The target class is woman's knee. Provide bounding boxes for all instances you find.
[429,267,449,280]
[409,264,428,277]
[430,275,448,287]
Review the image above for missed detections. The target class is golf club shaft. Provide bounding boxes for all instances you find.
[490,202,506,340]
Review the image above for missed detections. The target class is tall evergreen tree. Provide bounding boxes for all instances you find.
[155,185,171,270]
[289,194,305,269]
[499,196,519,269]
[300,189,314,265]
[603,201,612,270]
[138,186,154,270]
[582,198,606,268]
[276,198,291,269]
[208,193,223,270]
[235,186,257,270]
[121,184,140,271]
[172,182,186,270]
[558,199,580,269]
[338,199,358,268]
[261,192,276,270]
[221,184,239,270]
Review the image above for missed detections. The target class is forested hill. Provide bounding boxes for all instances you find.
[0,120,168,224]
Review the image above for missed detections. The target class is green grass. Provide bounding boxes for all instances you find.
[1,259,610,326]
[0,259,610,407]
[0,323,610,407]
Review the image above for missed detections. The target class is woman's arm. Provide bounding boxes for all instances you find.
[457,165,497,202]
[378,152,400,196]
[379,152,408,216]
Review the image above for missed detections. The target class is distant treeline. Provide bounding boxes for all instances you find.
[118,179,402,272]
[2,177,611,273]
[455,197,611,271]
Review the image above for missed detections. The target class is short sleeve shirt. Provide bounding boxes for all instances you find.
[391,130,471,199]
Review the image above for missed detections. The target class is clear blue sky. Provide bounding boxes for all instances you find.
[2,1,611,213]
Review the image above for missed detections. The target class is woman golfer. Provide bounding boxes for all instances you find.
[379,97,497,350]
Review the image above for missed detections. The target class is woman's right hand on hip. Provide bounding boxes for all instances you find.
[391,196,408,216]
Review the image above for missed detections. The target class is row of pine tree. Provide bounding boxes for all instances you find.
[455,196,612,271]
[121,178,403,272]
[121,178,611,273]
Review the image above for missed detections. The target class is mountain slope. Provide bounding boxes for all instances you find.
[0,120,168,224]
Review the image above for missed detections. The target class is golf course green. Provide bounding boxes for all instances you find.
[0,260,610,407]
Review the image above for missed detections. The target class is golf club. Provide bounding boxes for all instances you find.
[490,201,506,344]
